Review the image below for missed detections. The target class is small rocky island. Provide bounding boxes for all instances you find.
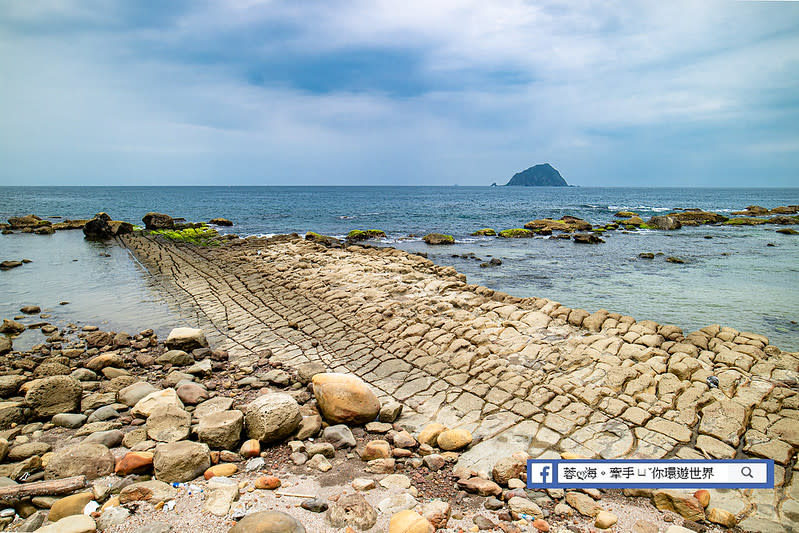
[504,163,568,187]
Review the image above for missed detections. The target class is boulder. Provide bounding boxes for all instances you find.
[146,404,191,442]
[142,212,174,230]
[647,216,682,230]
[417,423,447,447]
[508,496,543,519]
[389,510,435,533]
[0,319,25,335]
[327,493,377,530]
[565,492,602,517]
[437,429,472,451]
[86,353,124,372]
[245,393,302,444]
[82,216,114,240]
[165,328,208,351]
[322,424,356,448]
[194,396,235,419]
[48,492,94,522]
[8,214,49,229]
[131,388,184,418]
[117,382,159,407]
[652,490,705,521]
[228,511,306,533]
[0,375,25,397]
[456,477,502,497]
[45,443,115,480]
[572,233,604,244]
[156,350,193,366]
[115,451,154,476]
[176,382,209,405]
[422,233,455,245]
[198,410,244,450]
[209,218,233,226]
[36,514,97,533]
[153,441,210,483]
[118,480,177,504]
[312,373,380,425]
[493,452,530,485]
[0,401,25,429]
[0,337,11,356]
[25,375,83,417]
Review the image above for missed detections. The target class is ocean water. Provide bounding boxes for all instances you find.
[1,186,798,350]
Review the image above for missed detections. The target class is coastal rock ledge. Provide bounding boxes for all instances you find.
[121,231,799,532]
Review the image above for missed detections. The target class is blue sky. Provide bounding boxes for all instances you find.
[1,1,798,186]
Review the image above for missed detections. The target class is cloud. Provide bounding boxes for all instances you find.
[0,0,797,185]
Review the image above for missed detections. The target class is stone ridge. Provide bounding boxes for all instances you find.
[123,233,799,529]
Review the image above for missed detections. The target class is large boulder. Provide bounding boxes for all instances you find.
[117,381,159,407]
[0,375,25,397]
[131,388,184,418]
[25,375,83,417]
[647,216,682,230]
[312,373,380,425]
[228,511,306,533]
[0,320,25,335]
[165,328,208,351]
[198,410,244,450]
[45,443,115,480]
[146,404,191,442]
[153,440,210,483]
[245,393,301,444]
[142,212,175,230]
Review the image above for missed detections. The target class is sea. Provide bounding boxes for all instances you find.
[1,186,798,351]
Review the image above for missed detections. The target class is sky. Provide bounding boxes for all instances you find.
[0,1,798,187]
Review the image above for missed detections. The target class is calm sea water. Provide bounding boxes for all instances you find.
[1,186,798,350]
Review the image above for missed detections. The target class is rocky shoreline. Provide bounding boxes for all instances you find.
[0,211,797,532]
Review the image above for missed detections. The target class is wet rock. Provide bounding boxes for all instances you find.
[209,218,233,226]
[146,404,191,443]
[327,493,378,530]
[198,410,244,450]
[312,373,380,425]
[228,510,306,533]
[572,233,604,244]
[165,327,207,351]
[0,261,23,270]
[19,306,40,314]
[153,441,211,483]
[25,375,83,417]
[245,392,301,444]
[0,319,25,335]
[45,443,115,480]
[142,212,174,230]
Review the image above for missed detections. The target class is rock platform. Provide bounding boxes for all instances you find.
[123,232,799,532]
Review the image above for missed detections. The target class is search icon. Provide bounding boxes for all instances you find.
[741,466,753,478]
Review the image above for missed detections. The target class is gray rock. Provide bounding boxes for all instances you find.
[153,440,210,483]
[296,362,326,385]
[305,442,335,458]
[186,359,212,376]
[117,382,158,407]
[322,424,356,448]
[82,429,124,448]
[7,441,51,461]
[97,506,130,530]
[377,493,418,515]
[197,410,244,450]
[69,369,97,382]
[327,493,377,530]
[165,328,207,351]
[0,375,25,398]
[378,402,403,423]
[86,405,119,424]
[146,404,191,443]
[194,397,234,419]
[45,443,115,480]
[14,510,48,532]
[25,375,83,417]
[244,393,301,444]
[156,350,193,366]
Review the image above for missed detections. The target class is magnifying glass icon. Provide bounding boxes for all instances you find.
[741,466,753,478]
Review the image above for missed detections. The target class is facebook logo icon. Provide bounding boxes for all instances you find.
[527,462,556,488]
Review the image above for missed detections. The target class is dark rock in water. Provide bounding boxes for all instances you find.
[666,256,685,264]
[209,218,233,226]
[346,229,386,242]
[573,233,604,244]
[0,320,25,335]
[305,232,341,248]
[480,258,503,268]
[776,228,798,235]
[647,216,682,230]
[33,226,54,235]
[20,306,40,314]
[94,212,112,222]
[505,163,568,187]
[471,228,496,236]
[83,217,114,240]
[638,253,655,259]
[108,221,133,235]
[0,261,23,270]
[142,212,175,230]
[7,214,51,229]
[668,211,727,225]
[0,337,11,355]
[423,233,455,245]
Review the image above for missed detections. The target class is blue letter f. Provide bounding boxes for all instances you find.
[541,465,550,484]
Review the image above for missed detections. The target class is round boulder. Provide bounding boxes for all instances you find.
[142,212,174,230]
[228,511,306,533]
[146,404,191,443]
[312,373,380,425]
[436,429,472,451]
[245,393,301,444]
[45,443,115,480]
[25,375,83,417]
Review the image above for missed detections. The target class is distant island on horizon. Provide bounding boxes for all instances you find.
[501,163,569,187]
